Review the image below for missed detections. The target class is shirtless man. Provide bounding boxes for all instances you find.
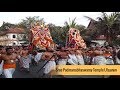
[56,47,68,65]
[0,47,19,78]
[32,49,44,66]
[0,46,6,75]
[92,46,106,65]
[41,47,56,78]
[20,46,30,72]
[75,50,85,65]
[67,48,79,65]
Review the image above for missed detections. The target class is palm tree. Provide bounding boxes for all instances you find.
[64,17,77,30]
[85,12,120,45]
[98,12,120,45]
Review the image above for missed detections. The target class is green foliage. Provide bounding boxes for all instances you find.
[0,22,17,31]
[112,38,120,46]
[48,19,86,46]
[17,16,45,42]
[85,12,120,45]
[0,16,92,46]
[64,17,77,29]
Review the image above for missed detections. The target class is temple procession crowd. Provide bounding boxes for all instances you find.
[0,45,120,78]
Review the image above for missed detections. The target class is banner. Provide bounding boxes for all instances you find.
[52,65,120,75]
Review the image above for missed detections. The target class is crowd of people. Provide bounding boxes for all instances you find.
[0,45,120,78]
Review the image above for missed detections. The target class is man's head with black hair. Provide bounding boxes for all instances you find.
[6,47,13,55]
[0,45,3,48]
[0,45,4,50]
[56,45,62,50]
[46,47,54,52]
[23,45,28,50]
[0,46,6,54]
[32,50,37,55]
[37,49,46,52]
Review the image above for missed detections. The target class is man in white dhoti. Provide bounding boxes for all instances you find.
[20,46,30,73]
[104,50,114,65]
[116,49,120,64]
[41,47,56,78]
[0,60,4,75]
[75,50,85,65]
[35,50,44,64]
[112,46,120,64]
[67,49,79,65]
[0,47,20,78]
[0,46,6,75]
[56,47,68,65]
[92,46,106,65]
[31,49,44,66]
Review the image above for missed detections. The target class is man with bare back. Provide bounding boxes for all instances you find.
[0,47,19,78]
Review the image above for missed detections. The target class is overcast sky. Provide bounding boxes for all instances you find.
[0,12,113,27]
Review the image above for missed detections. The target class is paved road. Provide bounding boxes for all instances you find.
[0,61,110,78]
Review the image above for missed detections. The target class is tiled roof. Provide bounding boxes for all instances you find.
[95,35,106,40]
[0,28,25,36]
[0,31,7,36]
[6,28,25,34]
[87,20,97,30]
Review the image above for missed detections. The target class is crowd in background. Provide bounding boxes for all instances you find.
[0,44,120,78]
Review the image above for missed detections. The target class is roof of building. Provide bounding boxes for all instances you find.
[87,20,97,30]
[0,31,7,36]
[87,20,106,40]
[0,27,25,36]
[6,28,25,34]
[95,35,106,40]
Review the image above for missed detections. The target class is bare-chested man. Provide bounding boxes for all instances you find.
[0,47,19,78]
[0,46,6,75]
[56,47,68,65]
[41,47,56,78]
[92,46,106,65]
[67,48,78,65]
[75,50,85,65]
[19,46,30,73]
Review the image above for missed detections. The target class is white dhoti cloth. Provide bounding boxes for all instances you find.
[44,61,56,74]
[20,56,30,69]
[67,54,78,65]
[28,54,33,64]
[84,56,91,64]
[116,57,120,64]
[0,60,4,75]
[92,56,106,65]
[76,55,85,65]
[105,56,114,65]
[57,59,67,65]
[34,53,43,63]
[4,68,15,78]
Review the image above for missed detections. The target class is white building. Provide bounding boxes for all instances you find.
[91,35,106,46]
[0,28,27,46]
